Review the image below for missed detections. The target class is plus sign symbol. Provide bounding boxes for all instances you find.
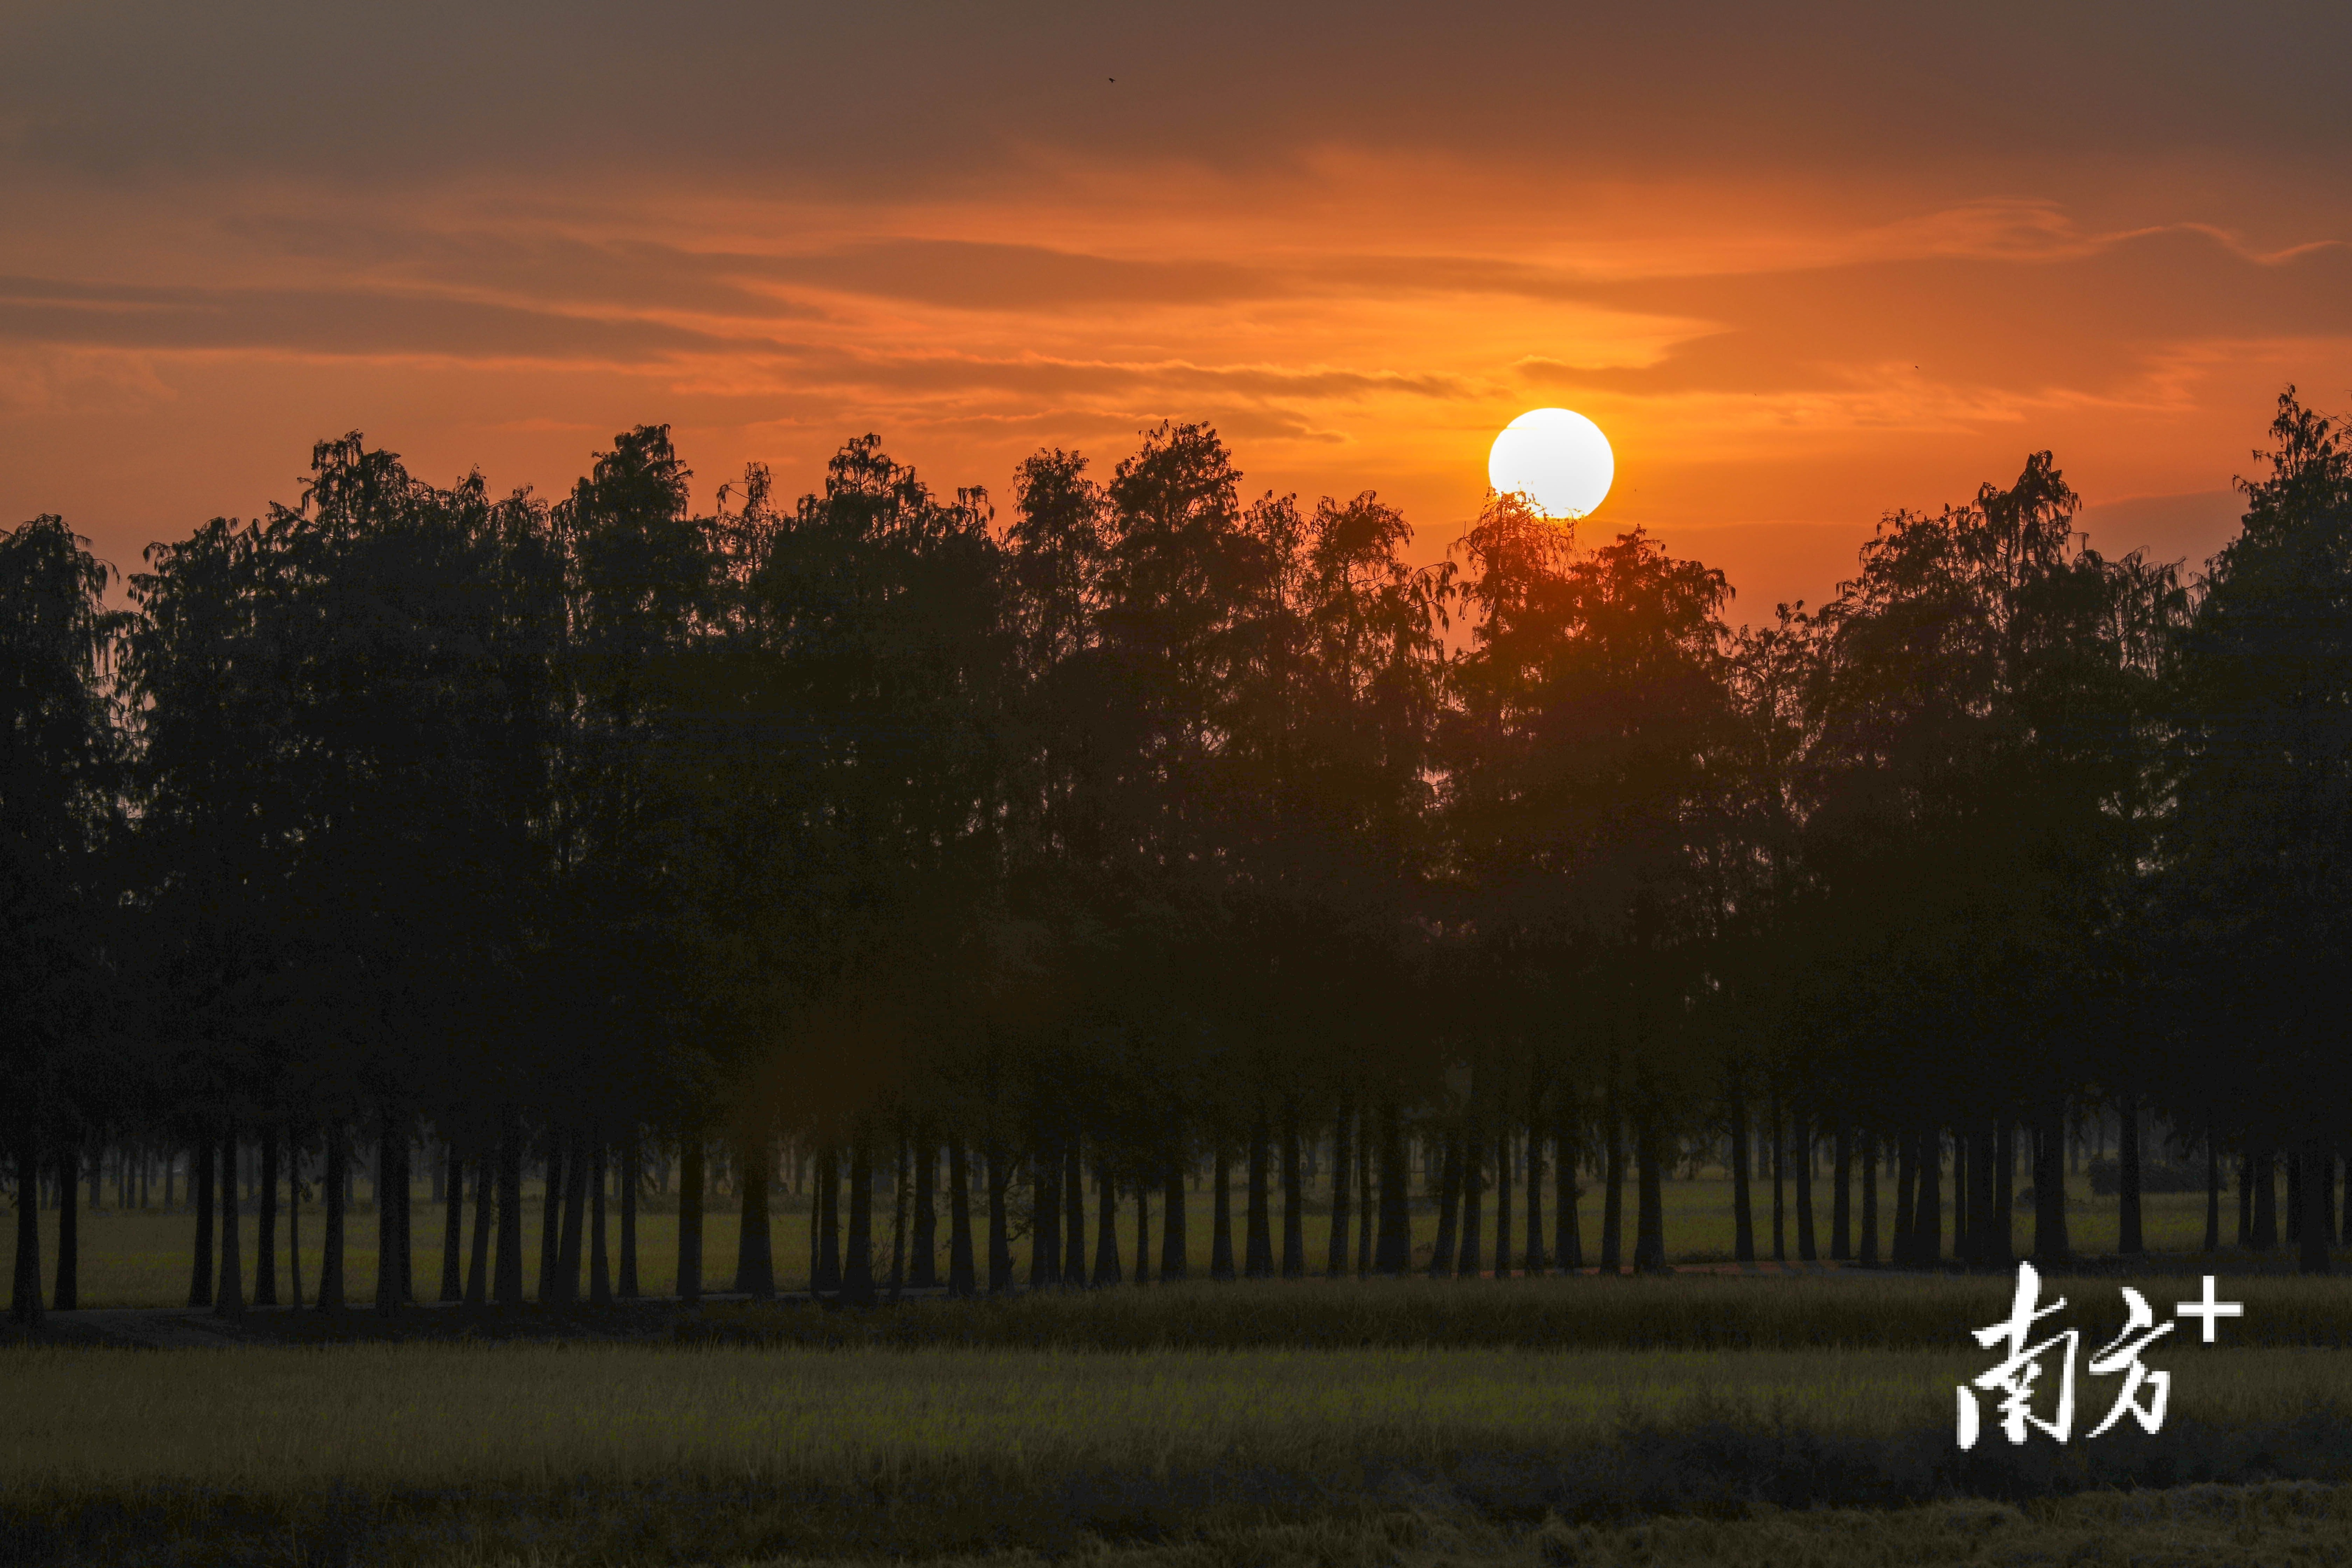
[2175,1275,2244,1344]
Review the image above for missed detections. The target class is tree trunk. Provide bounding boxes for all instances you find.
[2252,1150,2278,1249]
[1915,1129,1942,1265]
[1633,1112,1666,1272]
[215,1129,243,1318]
[490,1114,521,1307]
[9,1125,40,1326]
[555,1130,588,1305]
[738,1135,775,1300]
[437,1147,463,1302]
[888,1133,909,1305]
[1029,1135,1061,1289]
[1859,1139,1880,1265]
[1244,1118,1273,1278]
[1092,1158,1122,1286]
[2118,1095,2144,1256]
[1326,1105,1354,1277]
[675,1135,703,1304]
[911,1135,938,1290]
[844,1131,875,1307]
[1951,1131,1971,1260]
[1991,1122,2014,1268]
[1132,1174,1152,1286]
[2300,1138,2333,1275]
[1428,1130,1462,1277]
[1492,1128,1513,1278]
[987,1144,1013,1293]
[1968,1123,1997,1268]
[2239,1147,2277,1241]
[397,1133,415,1305]
[1599,1098,1624,1273]
[1210,1145,1236,1281]
[2203,1125,2221,1254]
[2237,1153,2252,1247]
[1555,1107,1581,1271]
[617,1131,639,1299]
[465,1156,491,1306]
[1280,1118,1305,1279]
[1768,1099,1785,1262]
[1357,1117,1376,1275]
[2308,1148,2332,1250]
[1523,1094,1547,1275]
[285,1133,303,1308]
[1375,1104,1411,1275]
[537,1134,564,1303]
[2034,1109,2071,1262]
[1730,1087,1755,1264]
[1458,1118,1485,1279]
[53,1144,78,1312]
[1159,1147,1188,1281]
[588,1141,611,1305]
[188,1135,216,1307]
[1830,1126,1851,1261]
[1063,1136,1087,1285]
[810,1144,840,1295]
[1030,1133,1068,1298]
[1891,1132,1916,1267]
[947,1138,976,1297]
[320,1123,347,1311]
[1794,1116,1817,1262]
[257,1127,281,1307]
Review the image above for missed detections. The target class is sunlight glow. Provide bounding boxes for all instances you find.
[1488,408,1615,519]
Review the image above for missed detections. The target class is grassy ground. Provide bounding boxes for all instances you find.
[794,1488,2352,1568]
[10,1335,2352,1564]
[0,1174,2244,1309]
[667,1274,2352,1353]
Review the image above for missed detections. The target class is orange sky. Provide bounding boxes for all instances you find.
[7,4,2350,619]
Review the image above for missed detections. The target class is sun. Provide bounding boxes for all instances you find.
[1488,408,1614,519]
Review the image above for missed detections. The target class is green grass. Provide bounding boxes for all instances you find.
[0,1171,2257,1309]
[11,1338,2352,1564]
[845,1488,2352,1568]
[669,1274,2352,1354]
[0,1342,1979,1488]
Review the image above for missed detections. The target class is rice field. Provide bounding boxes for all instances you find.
[861,1487,2352,1568]
[16,1339,2352,1489]
[0,1342,1975,1489]
[10,1337,2352,1565]
[668,1272,2352,1354]
[9,1174,2332,1563]
[0,1172,2250,1310]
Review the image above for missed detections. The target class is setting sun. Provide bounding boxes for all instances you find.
[1488,407,1615,519]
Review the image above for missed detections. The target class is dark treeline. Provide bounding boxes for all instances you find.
[6,390,2350,1321]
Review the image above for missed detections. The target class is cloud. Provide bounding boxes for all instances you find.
[227,218,828,319]
[0,275,794,364]
[0,345,175,417]
[7,4,2349,198]
[1512,227,2352,405]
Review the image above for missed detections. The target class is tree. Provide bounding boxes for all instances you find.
[2165,391,2352,1275]
[1,516,125,1322]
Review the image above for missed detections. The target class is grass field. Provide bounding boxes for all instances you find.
[664,1273,2352,1353]
[9,1172,2323,1564]
[0,1172,2249,1310]
[11,1332,2352,1565]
